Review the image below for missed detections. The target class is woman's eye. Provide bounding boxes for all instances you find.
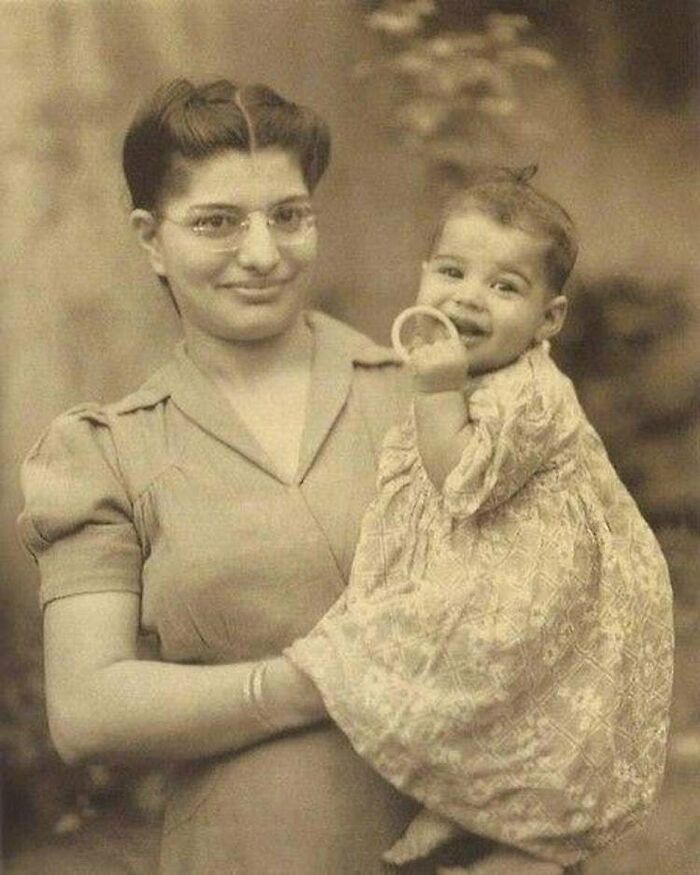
[192,213,240,236]
[437,265,464,280]
[271,203,311,230]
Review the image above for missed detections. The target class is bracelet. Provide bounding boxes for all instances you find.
[244,661,281,733]
[391,305,459,362]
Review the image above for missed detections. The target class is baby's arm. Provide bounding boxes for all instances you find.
[410,338,473,489]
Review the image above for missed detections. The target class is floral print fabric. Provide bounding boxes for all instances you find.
[287,344,674,866]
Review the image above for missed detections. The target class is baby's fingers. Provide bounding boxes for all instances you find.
[415,313,450,344]
[406,333,427,354]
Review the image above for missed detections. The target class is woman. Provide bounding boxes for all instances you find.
[18,79,558,874]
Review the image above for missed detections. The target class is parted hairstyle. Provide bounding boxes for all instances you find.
[431,165,578,294]
[122,78,332,211]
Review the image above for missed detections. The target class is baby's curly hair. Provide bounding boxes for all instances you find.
[430,165,578,294]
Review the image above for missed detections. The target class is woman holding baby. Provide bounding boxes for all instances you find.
[18,78,671,874]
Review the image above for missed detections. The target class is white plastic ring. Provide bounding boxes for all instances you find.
[391,305,459,362]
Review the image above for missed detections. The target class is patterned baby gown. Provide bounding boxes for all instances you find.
[286,343,674,867]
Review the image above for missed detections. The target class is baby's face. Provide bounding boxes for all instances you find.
[418,211,566,375]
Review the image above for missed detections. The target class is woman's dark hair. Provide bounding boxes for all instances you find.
[122,78,331,210]
[431,165,579,294]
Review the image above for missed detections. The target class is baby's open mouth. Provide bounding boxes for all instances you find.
[450,317,489,339]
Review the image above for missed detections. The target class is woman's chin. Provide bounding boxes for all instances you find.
[189,288,302,342]
[223,302,306,343]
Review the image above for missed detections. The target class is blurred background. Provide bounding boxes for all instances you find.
[1,1,698,872]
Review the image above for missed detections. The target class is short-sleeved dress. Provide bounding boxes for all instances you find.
[287,343,674,868]
[18,310,468,875]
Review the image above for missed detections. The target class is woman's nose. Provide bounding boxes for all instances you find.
[235,213,281,274]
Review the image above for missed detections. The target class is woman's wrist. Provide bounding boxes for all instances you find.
[259,656,327,731]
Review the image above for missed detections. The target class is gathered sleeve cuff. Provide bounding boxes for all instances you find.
[442,345,570,518]
[17,405,143,607]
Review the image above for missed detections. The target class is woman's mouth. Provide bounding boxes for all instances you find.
[219,281,288,302]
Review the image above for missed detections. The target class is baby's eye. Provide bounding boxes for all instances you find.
[437,265,464,280]
[492,279,520,294]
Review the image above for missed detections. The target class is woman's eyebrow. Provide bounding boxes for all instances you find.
[187,194,311,212]
[274,194,312,204]
[187,202,243,212]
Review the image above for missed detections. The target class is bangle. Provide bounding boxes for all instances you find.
[244,661,281,733]
[391,305,459,362]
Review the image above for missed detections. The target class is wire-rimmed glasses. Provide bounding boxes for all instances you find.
[157,199,317,252]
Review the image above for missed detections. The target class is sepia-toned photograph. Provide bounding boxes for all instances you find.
[1,1,698,873]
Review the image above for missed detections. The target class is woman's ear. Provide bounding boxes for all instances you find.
[130,209,167,277]
[535,295,568,343]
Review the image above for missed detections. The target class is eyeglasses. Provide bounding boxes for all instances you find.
[157,201,316,252]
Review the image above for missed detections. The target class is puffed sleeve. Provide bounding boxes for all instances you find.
[17,405,143,607]
[442,345,576,518]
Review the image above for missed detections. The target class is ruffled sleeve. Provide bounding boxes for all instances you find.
[17,405,142,607]
[442,345,575,518]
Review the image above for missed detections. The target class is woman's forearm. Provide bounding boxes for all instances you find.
[44,591,327,766]
[51,655,326,765]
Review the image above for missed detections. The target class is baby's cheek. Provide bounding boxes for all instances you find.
[416,278,441,305]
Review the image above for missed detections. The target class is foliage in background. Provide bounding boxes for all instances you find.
[357,0,556,180]
[555,276,700,641]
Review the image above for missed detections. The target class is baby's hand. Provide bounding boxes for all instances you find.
[409,337,470,394]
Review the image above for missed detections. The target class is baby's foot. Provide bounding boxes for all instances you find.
[437,848,564,875]
[383,809,460,864]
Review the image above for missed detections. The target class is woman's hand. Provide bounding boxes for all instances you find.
[263,656,328,727]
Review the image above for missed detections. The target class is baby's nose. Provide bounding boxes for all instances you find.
[452,280,486,308]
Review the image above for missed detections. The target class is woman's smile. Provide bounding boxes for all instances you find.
[218,280,290,301]
[144,147,318,344]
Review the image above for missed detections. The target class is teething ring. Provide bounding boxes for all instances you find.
[391,305,459,362]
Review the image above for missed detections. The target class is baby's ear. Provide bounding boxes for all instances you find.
[535,295,568,343]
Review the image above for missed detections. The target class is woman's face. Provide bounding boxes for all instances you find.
[134,147,318,343]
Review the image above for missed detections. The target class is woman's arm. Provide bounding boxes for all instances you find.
[44,590,326,766]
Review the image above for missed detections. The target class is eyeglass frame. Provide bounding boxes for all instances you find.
[151,199,317,253]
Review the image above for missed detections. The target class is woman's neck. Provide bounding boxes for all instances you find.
[183,314,313,390]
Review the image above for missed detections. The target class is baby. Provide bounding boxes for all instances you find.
[286,167,673,872]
